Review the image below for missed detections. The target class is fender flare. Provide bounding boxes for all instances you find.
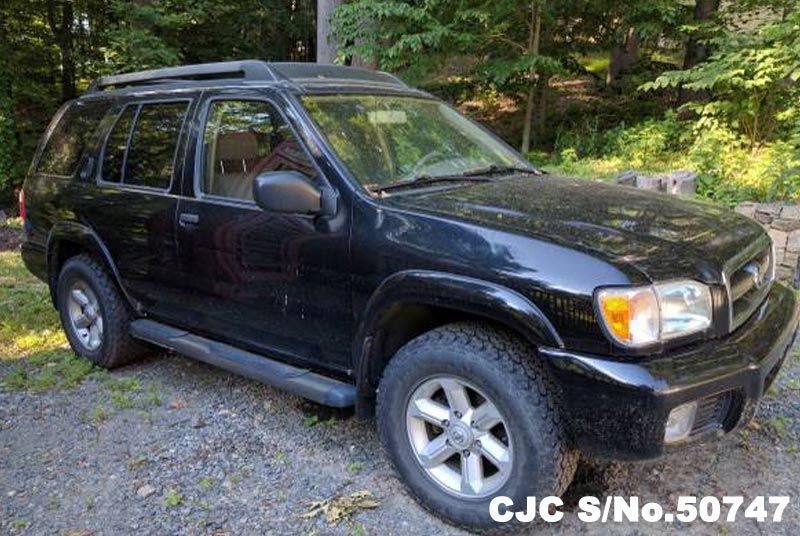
[352,270,564,394]
[45,221,139,312]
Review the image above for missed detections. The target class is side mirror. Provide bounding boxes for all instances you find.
[253,171,327,215]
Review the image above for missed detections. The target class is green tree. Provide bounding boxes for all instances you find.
[642,10,800,146]
[331,0,563,151]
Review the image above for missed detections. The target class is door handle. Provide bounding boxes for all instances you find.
[179,213,200,227]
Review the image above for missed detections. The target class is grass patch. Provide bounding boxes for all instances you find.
[787,378,800,392]
[0,251,67,359]
[2,349,95,392]
[763,416,793,441]
[163,488,183,507]
[87,404,109,424]
[87,377,165,420]
[0,251,97,392]
[9,518,30,532]
[346,462,362,475]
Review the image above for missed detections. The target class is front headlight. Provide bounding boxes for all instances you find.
[596,280,712,347]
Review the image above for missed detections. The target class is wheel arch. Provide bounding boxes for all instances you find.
[46,221,139,312]
[352,270,563,412]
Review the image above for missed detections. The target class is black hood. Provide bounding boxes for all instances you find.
[382,174,767,282]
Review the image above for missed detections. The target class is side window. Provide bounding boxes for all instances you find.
[201,100,317,201]
[125,102,189,189]
[101,106,136,183]
[38,100,111,177]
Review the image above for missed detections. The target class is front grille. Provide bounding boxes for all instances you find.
[690,390,739,436]
[725,244,774,332]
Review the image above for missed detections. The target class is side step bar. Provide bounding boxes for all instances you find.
[129,319,356,408]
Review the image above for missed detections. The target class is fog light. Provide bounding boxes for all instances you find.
[664,401,698,444]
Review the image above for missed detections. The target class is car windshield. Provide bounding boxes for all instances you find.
[300,95,534,191]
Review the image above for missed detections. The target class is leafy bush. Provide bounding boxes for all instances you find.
[542,112,800,206]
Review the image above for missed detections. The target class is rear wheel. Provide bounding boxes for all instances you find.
[377,322,577,530]
[57,254,148,368]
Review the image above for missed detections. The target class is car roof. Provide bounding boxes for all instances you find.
[82,60,430,99]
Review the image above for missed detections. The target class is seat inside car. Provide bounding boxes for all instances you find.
[209,131,260,200]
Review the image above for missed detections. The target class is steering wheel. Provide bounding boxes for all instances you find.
[404,149,450,179]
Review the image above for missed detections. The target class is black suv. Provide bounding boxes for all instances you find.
[20,61,799,529]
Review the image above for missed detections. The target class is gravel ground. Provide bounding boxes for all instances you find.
[1,343,799,536]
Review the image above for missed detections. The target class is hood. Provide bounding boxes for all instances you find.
[381,174,767,282]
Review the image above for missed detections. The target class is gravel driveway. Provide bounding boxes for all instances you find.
[2,344,799,535]
[1,230,799,535]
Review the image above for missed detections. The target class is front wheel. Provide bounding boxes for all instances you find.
[377,322,577,530]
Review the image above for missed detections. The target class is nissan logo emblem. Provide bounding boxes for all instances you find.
[743,261,767,289]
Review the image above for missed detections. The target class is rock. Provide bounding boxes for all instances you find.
[755,211,775,225]
[635,174,663,191]
[769,228,789,250]
[735,203,757,219]
[663,171,697,196]
[787,230,800,252]
[616,170,638,186]
[771,218,800,232]
[191,414,206,428]
[777,265,796,281]
[136,484,155,498]
[780,204,800,220]
[759,202,784,216]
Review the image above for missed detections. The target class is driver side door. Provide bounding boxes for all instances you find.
[174,90,352,371]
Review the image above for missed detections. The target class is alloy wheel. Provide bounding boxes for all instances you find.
[405,375,513,498]
[66,280,104,351]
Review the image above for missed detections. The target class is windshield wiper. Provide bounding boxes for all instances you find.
[370,173,493,194]
[459,164,543,177]
[370,164,542,194]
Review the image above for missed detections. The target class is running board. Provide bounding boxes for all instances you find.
[129,319,356,408]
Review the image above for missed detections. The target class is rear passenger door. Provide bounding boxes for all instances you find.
[174,90,352,371]
[88,97,196,321]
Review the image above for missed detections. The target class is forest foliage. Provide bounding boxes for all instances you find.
[1,0,798,208]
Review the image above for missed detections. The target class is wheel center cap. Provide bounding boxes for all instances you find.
[447,422,473,450]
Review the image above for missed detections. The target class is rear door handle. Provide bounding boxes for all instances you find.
[179,213,200,227]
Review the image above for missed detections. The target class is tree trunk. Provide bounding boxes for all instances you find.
[520,1,542,154]
[317,0,344,64]
[535,78,548,145]
[679,0,720,103]
[607,26,638,86]
[46,0,76,101]
[351,37,379,70]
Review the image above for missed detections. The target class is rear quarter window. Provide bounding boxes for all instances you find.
[37,100,111,177]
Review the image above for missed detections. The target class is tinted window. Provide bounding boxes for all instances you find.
[38,100,111,177]
[125,102,189,189]
[101,106,136,183]
[201,100,316,201]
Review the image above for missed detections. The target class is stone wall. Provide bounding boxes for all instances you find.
[735,202,800,282]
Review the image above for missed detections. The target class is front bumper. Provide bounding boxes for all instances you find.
[540,282,799,461]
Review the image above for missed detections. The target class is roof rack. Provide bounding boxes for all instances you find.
[87,60,408,93]
[88,61,280,92]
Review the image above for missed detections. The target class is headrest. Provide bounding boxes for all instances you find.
[216,131,259,161]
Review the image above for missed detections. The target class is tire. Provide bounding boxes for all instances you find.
[56,254,147,368]
[376,321,577,530]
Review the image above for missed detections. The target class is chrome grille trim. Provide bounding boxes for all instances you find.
[723,238,774,333]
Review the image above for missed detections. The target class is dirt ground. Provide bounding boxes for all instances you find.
[1,227,799,535]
